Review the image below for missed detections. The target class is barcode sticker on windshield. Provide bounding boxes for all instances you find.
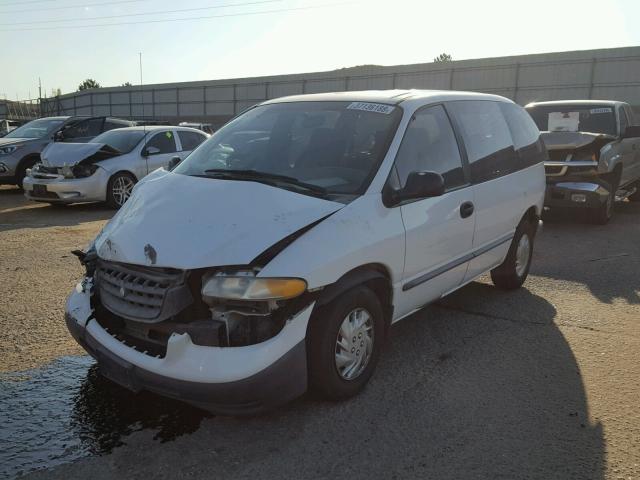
[347,102,395,114]
[590,108,612,114]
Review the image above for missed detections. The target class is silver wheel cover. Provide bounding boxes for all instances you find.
[111,176,135,206]
[515,233,531,278]
[335,308,374,380]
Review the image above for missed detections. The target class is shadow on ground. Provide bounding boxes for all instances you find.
[532,201,640,305]
[0,185,113,232]
[12,282,604,480]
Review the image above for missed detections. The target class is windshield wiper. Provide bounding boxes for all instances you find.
[202,169,327,195]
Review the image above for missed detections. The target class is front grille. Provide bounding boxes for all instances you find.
[31,164,61,179]
[548,150,570,161]
[95,260,192,323]
[545,165,565,176]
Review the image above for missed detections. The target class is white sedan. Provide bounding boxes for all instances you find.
[23,126,209,208]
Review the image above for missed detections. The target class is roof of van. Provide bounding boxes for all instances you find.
[262,89,512,106]
[525,100,624,108]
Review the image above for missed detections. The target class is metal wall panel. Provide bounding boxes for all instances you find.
[206,86,234,101]
[347,76,394,91]
[26,46,640,124]
[268,82,304,97]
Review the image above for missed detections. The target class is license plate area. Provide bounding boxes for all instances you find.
[32,184,48,197]
[98,353,141,393]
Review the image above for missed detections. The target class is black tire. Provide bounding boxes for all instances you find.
[307,286,385,400]
[491,220,536,290]
[15,157,39,189]
[106,172,136,209]
[589,192,613,225]
[629,182,640,202]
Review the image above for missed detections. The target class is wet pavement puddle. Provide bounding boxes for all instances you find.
[0,355,211,479]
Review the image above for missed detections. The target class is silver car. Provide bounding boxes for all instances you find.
[0,116,134,188]
[23,126,209,208]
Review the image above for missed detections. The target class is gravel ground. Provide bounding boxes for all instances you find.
[1,185,638,479]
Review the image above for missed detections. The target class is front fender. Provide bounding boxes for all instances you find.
[257,194,405,291]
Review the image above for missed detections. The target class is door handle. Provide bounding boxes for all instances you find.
[460,201,474,218]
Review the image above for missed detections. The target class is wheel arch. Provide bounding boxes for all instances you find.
[108,169,139,182]
[16,153,42,176]
[314,263,394,337]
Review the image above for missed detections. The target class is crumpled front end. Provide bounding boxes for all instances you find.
[541,131,617,209]
[65,252,316,414]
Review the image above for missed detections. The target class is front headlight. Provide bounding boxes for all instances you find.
[0,145,19,155]
[202,272,307,301]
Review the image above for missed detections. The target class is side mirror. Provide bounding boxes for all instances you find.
[622,125,640,139]
[398,171,445,202]
[54,130,65,142]
[167,156,181,170]
[141,145,161,157]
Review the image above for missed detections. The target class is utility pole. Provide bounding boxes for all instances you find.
[139,52,145,120]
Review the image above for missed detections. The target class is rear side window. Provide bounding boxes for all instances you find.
[146,130,177,154]
[103,120,130,132]
[624,105,636,126]
[64,118,104,139]
[619,107,629,134]
[447,101,515,183]
[394,104,465,190]
[178,130,207,151]
[499,102,546,169]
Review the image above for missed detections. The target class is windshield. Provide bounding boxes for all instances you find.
[91,129,146,153]
[173,101,402,198]
[526,105,617,136]
[5,118,66,139]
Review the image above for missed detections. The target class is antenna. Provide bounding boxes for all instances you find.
[139,52,146,135]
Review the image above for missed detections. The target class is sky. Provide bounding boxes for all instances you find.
[1,0,639,100]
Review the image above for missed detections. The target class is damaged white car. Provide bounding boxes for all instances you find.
[23,126,208,208]
[66,90,546,414]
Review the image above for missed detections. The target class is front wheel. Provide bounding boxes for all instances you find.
[589,192,613,225]
[491,221,535,290]
[106,172,136,209]
[307,286,385,400]
[628,181,640,202]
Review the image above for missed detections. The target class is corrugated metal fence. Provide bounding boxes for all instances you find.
[30,46,640,126]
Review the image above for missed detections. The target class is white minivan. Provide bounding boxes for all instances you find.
[66,90,546,414]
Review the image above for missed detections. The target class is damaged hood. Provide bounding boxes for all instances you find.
[41,142,121,167]
[94,170,345,269]
[540,131,615,151]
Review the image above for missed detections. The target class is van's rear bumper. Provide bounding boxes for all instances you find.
[65,285,310,415]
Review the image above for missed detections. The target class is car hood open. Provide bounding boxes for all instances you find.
[94,170,345,269]
[540,131,615,151]
[41,142,121,167]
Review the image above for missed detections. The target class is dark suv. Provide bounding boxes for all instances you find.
[0,116,134,187]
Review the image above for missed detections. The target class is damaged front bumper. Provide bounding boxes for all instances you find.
[23,168,110,203]
[65,278,312,414]
[544,180,611,209]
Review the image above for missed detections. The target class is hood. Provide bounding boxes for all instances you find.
[94,170,345,269]
[41,142,121,167]
[0,137,32,147]
[540,131,615,151]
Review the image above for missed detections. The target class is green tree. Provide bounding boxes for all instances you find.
[77,79,101,91]
[433,53,453,62]
[121,82,133,87]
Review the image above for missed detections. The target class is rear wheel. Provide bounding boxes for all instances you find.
[491,220,535,290]
[106,172,136,209]
[307,286,384,400]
